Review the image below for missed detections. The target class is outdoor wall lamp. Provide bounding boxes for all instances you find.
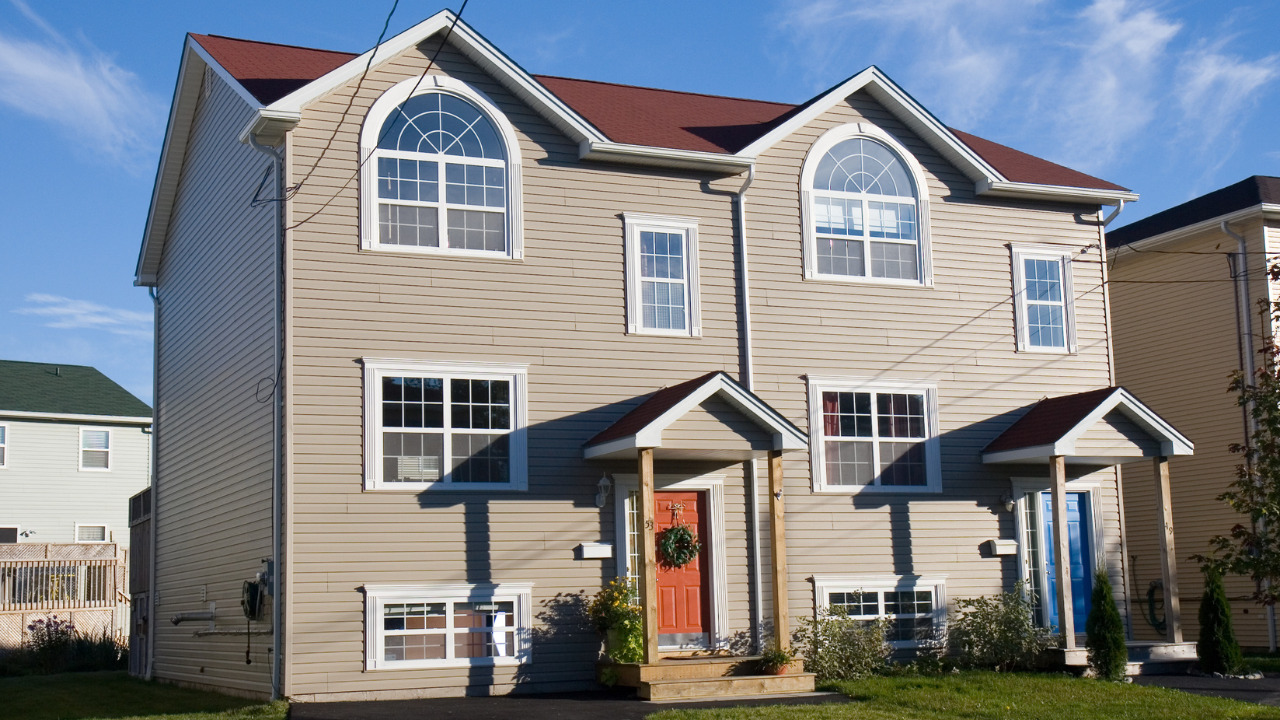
[595,474,613,508]
[1001,494,1016,512]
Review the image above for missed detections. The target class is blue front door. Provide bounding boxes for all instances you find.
[1041,491,1092,631]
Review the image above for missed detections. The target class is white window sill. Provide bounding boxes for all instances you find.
[365,480,526,492]
[1016,346,1076,355]
[812,484,942,495]
[804,273,934,289]
[369,656,525,671]
[361,244,520,261]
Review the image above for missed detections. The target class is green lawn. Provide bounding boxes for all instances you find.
[0,671,286,720]
[649,672,1280,720]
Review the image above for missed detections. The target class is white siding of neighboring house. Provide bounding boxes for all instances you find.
[0,417,149,546]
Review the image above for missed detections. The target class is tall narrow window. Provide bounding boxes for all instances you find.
[1012,247,1075,352]
[0,424,7,468]
[80,428,110,471]
[623,214,701,336]
[808,378,941,493]
[802,128,928,284]
[361,76,523,258]
[363,359,527,491]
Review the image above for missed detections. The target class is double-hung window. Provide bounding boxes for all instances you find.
[363,359,527,490]
[814,575,946,647]
[360,76,524,258]
[364,583,533,669]
[623,213,701,336]
[0,424,6,468]
[80,428,110,471]
[802,127,930,284]
[1012,247,1076,352]
[808,378,941,492]
[76,524,108,543]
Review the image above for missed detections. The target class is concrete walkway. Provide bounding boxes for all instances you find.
[1135,673,1280,706]
[290,691,849,720]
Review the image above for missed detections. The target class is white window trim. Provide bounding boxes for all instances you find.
[0,525,20,543]
[806,376,942,494]
[79,427,111,472]
[363,582,533,670]
[1010,478,1106,627]
[359,75,525,260]
[1011,245,1077,354]
[812,574,947,648]
[800,123,933,287]
[622,212,702,337]
[362,358,528,491]
[74,523,110,544]
[0,422,7,469]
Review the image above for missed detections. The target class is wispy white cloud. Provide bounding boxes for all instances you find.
[772,0,1277,177]
[15,294,152,340]
[0,0,161,167]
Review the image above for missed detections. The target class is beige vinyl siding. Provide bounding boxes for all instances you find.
[746,91,1126,626]
[1112,217,1275,647]
[280,33,1121,699]
[662,398,774,455]
[151,69,277,695]
[1074,412,1162,456]
[0,418,149,545]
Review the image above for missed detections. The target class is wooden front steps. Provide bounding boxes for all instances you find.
[604,655,817,701]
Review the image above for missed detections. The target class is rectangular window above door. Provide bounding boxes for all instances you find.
[623,213,702,337]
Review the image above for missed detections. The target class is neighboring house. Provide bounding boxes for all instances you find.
[1109,176,1280,649]
[0,360,151,647]
[135,10,1194,702]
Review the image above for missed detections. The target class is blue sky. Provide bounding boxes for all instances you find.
[1,0,1277,404]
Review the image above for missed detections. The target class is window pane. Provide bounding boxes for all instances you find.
[445,162,505,208]
[823,391,872,438]
[814,196,863,236]
[446,209,506,252]
[1027,304,1066,348]
[869,241,919,280]
[454,601,515,658]
[450,379,511,430]
[813,139,914,197]
[816,237,865,277]
[77,525,106,542]
[383,377,444,429]
[876,393,926,439]
[378,93,505,160]
[1024,258,1063,302]
[829,590,878,616]
[824,440,874,486]
[450,433,511,484]
[83,430,109,450]
[383,431,444,482]
[640,281,686,330]
[82,450,109,469]
[379,204,439,247]
[878,440,926,486]
[377,157,438,202]
[867,201,916,241]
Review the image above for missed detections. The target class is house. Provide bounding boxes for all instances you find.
[1109,176,1280,650]
[135,10,1195,701]
[0,359,151,646]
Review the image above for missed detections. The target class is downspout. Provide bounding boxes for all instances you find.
[1222,220,1275,651]
[1099,202,1134,638]
[146,286,160,680]
[733,166,765,651]
[249,134,286,698]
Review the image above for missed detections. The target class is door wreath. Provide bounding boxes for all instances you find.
[658,502,702,568]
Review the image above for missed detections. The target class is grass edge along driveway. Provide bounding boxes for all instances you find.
[1,671,286,720]
[650,672,1280,720]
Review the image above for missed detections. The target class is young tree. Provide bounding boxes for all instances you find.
[1085,570,1128,681]
[1198,568,1243,675]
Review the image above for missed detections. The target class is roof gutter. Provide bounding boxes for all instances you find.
[240,109,301,148]
[977,178,1138,206]
[580,140,755,174]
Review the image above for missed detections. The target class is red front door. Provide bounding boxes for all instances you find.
[654,490,711,637]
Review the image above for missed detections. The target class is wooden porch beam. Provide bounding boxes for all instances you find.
[1154,455,1183,643]
[768,449,790,651]
[1050,454,1075,649]
[637,447,659,664]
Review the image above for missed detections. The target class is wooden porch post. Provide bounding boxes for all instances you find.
[1154,455,1183,643]
[1050,454,1075,649]
[638,447,660,664]
[768,449,790,650]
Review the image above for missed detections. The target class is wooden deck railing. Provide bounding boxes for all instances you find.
[0,558,119,612]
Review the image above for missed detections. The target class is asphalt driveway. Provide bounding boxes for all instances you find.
[1135,673,1280,706]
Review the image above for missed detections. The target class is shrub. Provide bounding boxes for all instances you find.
[793,607,891,682]
[586,579,644,663]
[0,617,127,676]
[1085,569,1128,680]
[1198,568,1243,675]
[26,615,76,674]
[948,582,1053,671]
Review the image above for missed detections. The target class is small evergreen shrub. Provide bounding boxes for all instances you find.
[948,582,1053,671]
[1198,568,1243,675]
[793,607,891,681]
[1085,569,1128,680]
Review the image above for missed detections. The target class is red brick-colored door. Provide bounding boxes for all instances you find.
[654,490,711,636]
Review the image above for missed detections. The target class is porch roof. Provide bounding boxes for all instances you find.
[583,372,808,460]
[982,386,1193,465]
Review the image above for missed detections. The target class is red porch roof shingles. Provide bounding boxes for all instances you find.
[983,387,1122,454]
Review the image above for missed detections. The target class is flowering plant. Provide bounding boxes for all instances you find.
[26,615,76,673]
[586,578,644,663]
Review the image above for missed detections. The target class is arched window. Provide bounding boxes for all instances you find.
[802,127,928,284]
[361,76,522,258]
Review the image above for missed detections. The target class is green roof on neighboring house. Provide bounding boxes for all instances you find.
[0,360,151,420]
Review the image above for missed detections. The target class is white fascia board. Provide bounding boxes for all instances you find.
[580,141,755,174]
[737,67,1001,184]
[977,179,1138,206]
[1107,203,1280,261]
[0,410,152,426]
[635,374,807,450]
[238,108,302,147]
[1057,388,1193,456]
[982,444,1062,464]
[582,436,640,460]
[260,11,605,148]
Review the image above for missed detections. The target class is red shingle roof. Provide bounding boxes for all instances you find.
[189,33,1126,192]
[585,372,723,448]
[983,387,1121,454]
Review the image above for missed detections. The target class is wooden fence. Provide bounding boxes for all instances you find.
[0,544,128,648]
